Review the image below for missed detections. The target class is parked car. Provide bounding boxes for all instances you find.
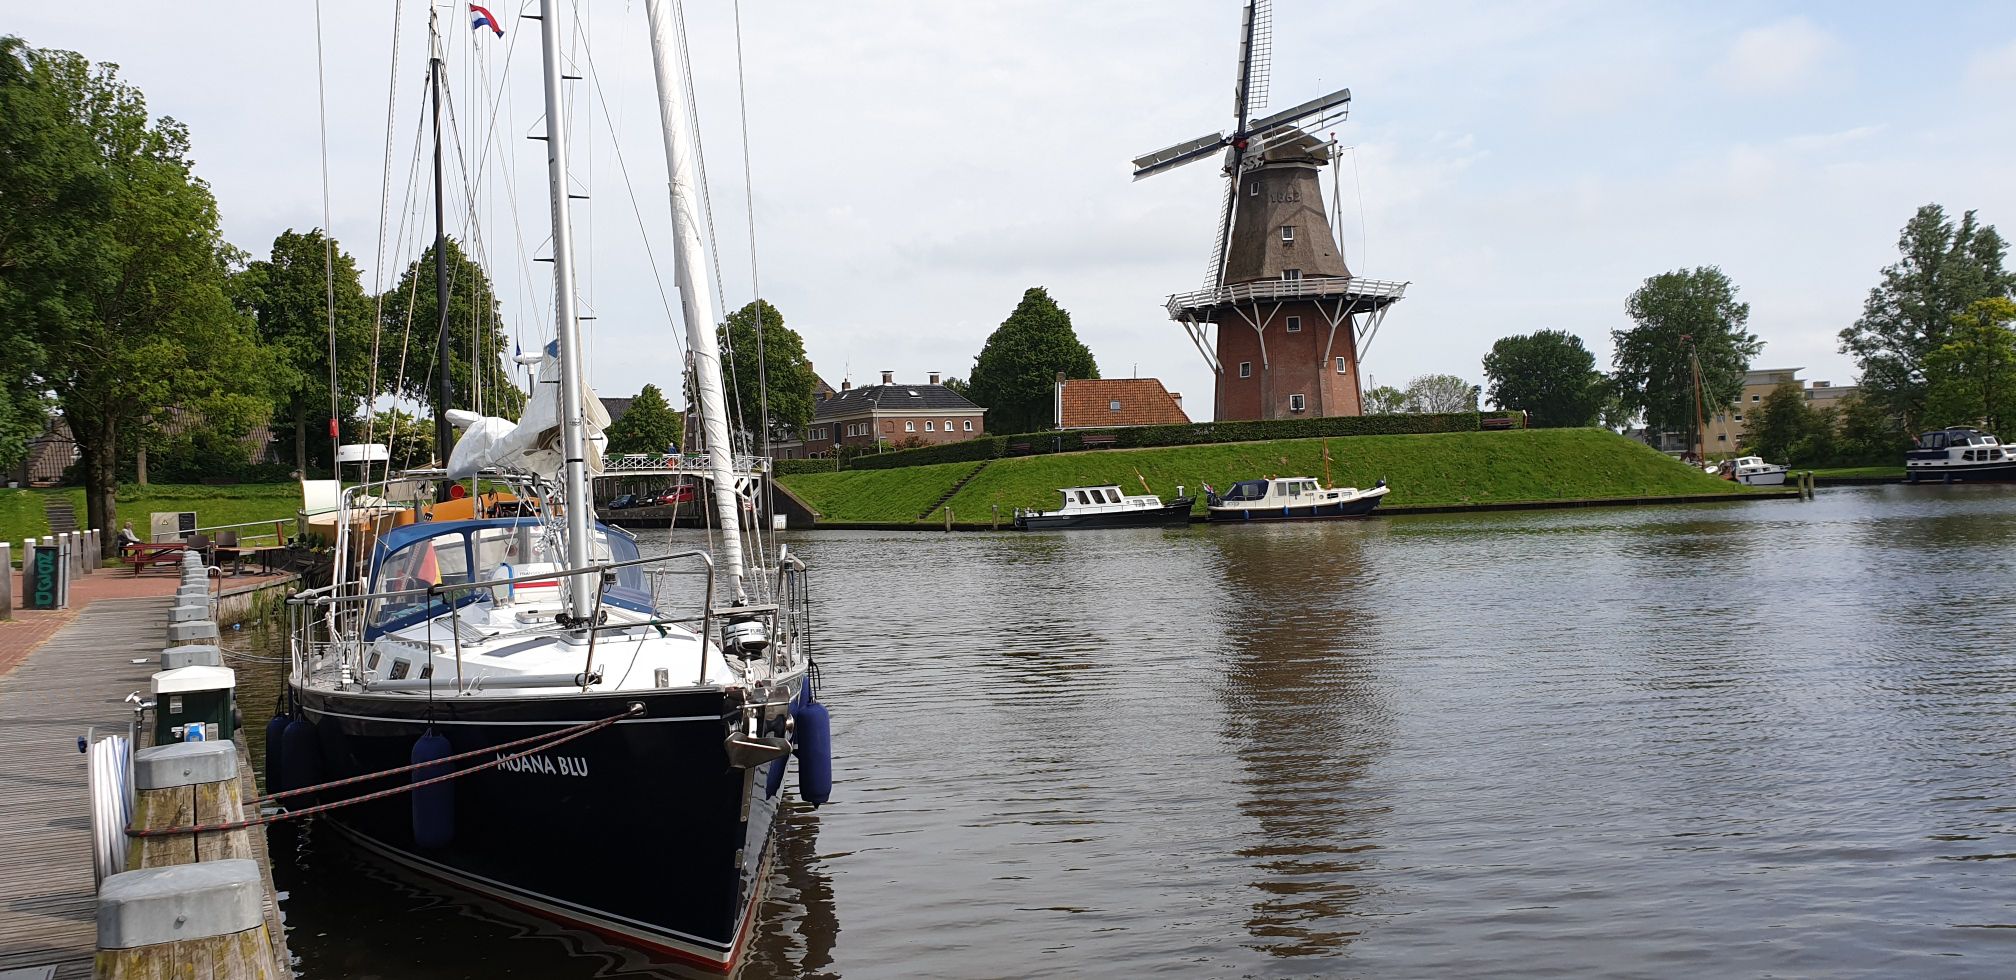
[607,493,639,510]
[658,485,697,507]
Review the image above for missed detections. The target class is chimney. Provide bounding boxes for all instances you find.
[929,371,940,385]
[1171,392,1182,406]
[881,370,894,385]
[841,378,851,392]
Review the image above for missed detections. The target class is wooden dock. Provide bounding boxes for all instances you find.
[0,596,291,979]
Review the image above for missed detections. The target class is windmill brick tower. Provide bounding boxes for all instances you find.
[1133,0,1406,421]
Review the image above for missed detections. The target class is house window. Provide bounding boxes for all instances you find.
[924,421,935,432]
[1716,413,1726,423]
[1282,269,1302,281]
[962,420,973,431]
[1289,393,1306,412]
[883,421,894,431]
[945,419,954,431]
[1281,226,1295,243]
[1751,394,1760,402]
[1109,399,1122,412]
[1335,356,1348,373]
[1717,434,1728,442]
[1285,316,1301,332]
[1733,414,1743,422]
[1239,361,1252,378]
[904,421,916,432]
[1248,180,1260,197]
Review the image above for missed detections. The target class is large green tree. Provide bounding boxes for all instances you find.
[1922,296,2016,435]
[1481,330,1605,427]
[966,287,1099,434]
[1840,204,2014,433]
[718,299,815,447]
[368,408,435,470]
[1362,385,1406,415]
[1748,382,1822,464]
[240,228,374,475]
[1612,266,1763,443]
[1403,374,1479,413]
[604,383,685,456]
[379,237,524,426]
[0,38,267,553]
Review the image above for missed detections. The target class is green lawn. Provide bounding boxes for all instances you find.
[1808,465,1905,479]
[1,483,302,551]
[779,429,1753,524]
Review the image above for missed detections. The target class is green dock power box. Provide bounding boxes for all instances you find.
[151,664,237,744]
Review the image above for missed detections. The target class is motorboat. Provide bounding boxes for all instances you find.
[1206,477,1389,522]
[1716,455,1788,486]
[1013,485,1194,531]
[1905,426,2016,483]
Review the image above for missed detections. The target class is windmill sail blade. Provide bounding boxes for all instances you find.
[1243,0,1272,120]
[1204,174,1238,290]
[1245,86,1352,136]
[1131,131,1227,181]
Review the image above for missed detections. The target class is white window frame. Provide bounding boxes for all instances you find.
[945,419,954,431]
[924,421,935,432]
[1282,268,1302,281]
[1281,226,1295,243]
[1289,393,1306,412]
[1239,361,1252,379]
[1285,316,1301,333]
[1335,356,1347,374]
[904,420,915,433]
[962,420,973,431]
[1248,181,1260,197]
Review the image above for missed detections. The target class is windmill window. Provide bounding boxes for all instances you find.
[925,421,935,432]
[1282,269,1302,281]
[1285,316,1301,333]
[1335,356,1348,373]
[1239,361,1252,379]
[1281,226,1296,243]
[1289,393,1307,412]
[904,421,916,432]
[963,420,974,431]
[1248,181,1260,197]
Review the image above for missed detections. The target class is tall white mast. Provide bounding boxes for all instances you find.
[644,0,747,601]
[535,0,597,621]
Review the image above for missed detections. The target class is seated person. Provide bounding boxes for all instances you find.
[117,522,142,555]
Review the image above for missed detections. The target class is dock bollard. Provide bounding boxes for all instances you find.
[161,644,224,670]
[0,541,10,621]
[167,617,220,646]
[95,859,280,979]
[127,741,251,870]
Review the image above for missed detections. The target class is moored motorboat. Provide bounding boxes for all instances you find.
[1905,427,2016,483]
[1013,485,1194,531]
[1717,455,1788,486]
[1206,477,1389,522]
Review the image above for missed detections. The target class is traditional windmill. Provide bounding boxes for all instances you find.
[1133,0,1407,420]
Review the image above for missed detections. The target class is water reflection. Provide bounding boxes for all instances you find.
[1202,523,1393,958]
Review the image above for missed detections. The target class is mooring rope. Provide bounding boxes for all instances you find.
[128,703,644,838]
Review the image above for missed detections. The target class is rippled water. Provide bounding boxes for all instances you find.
[235,485,2016,977]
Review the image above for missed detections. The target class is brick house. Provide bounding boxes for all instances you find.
[1054,377,1190,429]
[802,371,986,454]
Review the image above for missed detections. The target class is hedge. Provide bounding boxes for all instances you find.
[837,411,1523,471]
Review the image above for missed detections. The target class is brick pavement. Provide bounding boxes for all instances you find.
[0,564,292,678]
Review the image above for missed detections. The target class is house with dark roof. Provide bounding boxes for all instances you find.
[795,371,986,457]
[1055,377,1190,430]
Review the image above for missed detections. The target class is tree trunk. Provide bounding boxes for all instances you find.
[294,394,307,477]
[136,445,148,486]
[79,417,119,559]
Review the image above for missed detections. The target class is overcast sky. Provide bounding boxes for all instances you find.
[14,1,2016,417]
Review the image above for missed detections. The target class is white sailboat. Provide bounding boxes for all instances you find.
[280,1,827,970]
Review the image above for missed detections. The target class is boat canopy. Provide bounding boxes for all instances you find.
[366,518,650,638]
[1222,480,1271,501]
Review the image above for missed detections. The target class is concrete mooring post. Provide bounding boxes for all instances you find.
[95,859,280,980]
[0,541,10,621]
[17,539,31,610]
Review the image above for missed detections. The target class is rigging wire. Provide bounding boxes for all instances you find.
[364,0,408,486]
[313,0,343,472]
[731,0,775,594]
[576,33,685,354]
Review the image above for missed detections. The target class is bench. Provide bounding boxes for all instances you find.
[1080,434,1118,449]
[1480,416,1516,431]
[120,543,187,575]
[1008,442,1032,456]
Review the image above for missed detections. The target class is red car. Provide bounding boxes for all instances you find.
[657,486,697,507]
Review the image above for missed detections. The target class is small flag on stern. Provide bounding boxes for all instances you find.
[469,4,504,37]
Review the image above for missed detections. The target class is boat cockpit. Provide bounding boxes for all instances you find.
[365,518,651,639]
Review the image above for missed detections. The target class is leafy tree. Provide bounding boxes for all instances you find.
[1597,376,1637,431]
[1840,204,2014,432]
[604,383,685,455]
[1612,266,1762,444]
[966,287,1098,434]
[1922,296,2016,434]
[941,375,970,398]
[368,408,434,470]
[718,299,815,447]
[1834,393,1909,464]
[0,38,269,554]
[240,228,375,475]
[378,237,524,427]
[1481,330,1605,427]
[1361,385,1407,415]
[1747,382,1819,463]
[1402,374,1478,413]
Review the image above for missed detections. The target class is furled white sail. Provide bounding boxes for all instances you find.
[446,341,609,479]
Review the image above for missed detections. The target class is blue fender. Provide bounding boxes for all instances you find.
[793,692,832,806]
[280,719,322,800]
[411,731,456,849]
[263,715,290,793]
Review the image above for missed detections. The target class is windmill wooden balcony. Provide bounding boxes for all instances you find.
[1164,274,1408,375]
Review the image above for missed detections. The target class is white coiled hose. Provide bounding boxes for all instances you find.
[88,734,132,884]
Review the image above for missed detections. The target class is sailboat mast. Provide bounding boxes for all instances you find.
[429,9,454,498]
[643,0,747,600]
[535,0,597,620]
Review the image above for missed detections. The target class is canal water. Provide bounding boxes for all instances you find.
[229,485,2016,978]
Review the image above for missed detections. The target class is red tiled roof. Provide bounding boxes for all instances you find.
[1058,379,1190,429]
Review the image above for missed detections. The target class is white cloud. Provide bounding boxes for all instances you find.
[1713,18,1840,95]
[1967,39,2016,84]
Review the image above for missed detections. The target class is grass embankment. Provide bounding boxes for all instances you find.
[1808,466,1905,480]
[780,429,1754,524]
[0,483,301,547]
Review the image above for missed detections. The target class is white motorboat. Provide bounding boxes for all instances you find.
[1013,485,1194,531]
[1717,456,1788,486]
[1206,477,1389,522]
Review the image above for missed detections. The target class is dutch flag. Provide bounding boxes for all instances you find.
[469,4,503,37]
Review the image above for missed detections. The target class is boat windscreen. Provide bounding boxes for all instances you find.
[1224,480,1269,502]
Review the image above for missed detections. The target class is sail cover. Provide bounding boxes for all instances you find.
[446,340,610,479]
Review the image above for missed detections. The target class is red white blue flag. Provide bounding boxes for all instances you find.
[469,4,504,37]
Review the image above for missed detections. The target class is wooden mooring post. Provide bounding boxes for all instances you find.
[96,859,279,979]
